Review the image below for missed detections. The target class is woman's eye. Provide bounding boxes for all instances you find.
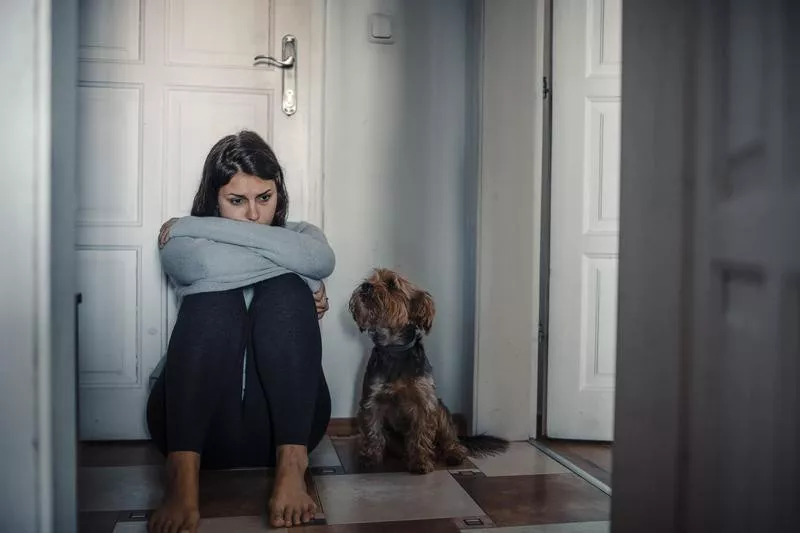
[258,194,272,202]
[230,198,243,206]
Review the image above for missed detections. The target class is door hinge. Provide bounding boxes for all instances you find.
[542,76,551,99]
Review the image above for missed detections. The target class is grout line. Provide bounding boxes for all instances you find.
[529,438,612,496]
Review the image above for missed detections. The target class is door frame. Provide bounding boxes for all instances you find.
[535,0,554,439]
[306,0,328,227]
[1,0,79,530]
[472,0,548,440]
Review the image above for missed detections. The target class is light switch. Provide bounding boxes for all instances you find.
[369,13,394,44]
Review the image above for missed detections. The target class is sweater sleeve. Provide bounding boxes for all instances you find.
[167,217,335,280]
[159,236,322,292]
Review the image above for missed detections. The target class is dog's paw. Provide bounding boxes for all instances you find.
[444,445,468,466]
[444,454,465,467]
[358,450,384,468]
[407,460,435,475]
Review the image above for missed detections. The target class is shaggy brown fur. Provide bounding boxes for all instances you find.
[349,268,508,474]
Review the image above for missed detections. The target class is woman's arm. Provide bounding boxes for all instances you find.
[167,216,335,280]
[159,236,323,292]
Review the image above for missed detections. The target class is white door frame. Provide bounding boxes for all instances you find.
[472,0,548,440]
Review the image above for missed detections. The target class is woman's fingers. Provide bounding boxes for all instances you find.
[315,293,329,319]
[158,218,178,249]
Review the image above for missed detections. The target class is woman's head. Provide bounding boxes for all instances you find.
[191,130,288,226]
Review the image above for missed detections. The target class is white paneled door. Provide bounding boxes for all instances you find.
[546,0,621,441]
[77,0,320,439]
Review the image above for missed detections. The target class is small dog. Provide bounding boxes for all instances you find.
[349,268,508,474]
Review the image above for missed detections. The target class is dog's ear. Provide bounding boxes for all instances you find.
[410,290,435,334]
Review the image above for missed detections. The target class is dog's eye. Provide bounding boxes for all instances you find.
[387,279,397,290]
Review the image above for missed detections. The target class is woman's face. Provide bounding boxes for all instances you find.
[217,172,278,225]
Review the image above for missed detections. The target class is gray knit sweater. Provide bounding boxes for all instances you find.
[151,216,335,390]
[159,216,335,298]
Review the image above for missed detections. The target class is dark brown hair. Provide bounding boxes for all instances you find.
[191,130,289,226]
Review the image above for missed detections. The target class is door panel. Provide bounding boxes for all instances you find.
[685,0,799,528]
[77,0,317,439]
[546,0,622,441]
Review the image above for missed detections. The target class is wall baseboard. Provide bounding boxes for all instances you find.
[327,414,469,437]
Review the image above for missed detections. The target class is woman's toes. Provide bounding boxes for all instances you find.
[270,508,285,528]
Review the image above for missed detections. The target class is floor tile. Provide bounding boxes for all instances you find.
[80,465,323,522]
[331,436,478,475]
[293,519,462,532]
[535,440,612,486]
[112,523,148,533]
[200,468,324,520]
[198,468,273,518]
[456,474,610,527]
[464,522,610,533]
[113,515,289,532]
[310,435,343,472]
[79,466,164,511]
[79,441,163,467]
[469,442,569,477]
[79,511,119,533]
[315,470,484,525]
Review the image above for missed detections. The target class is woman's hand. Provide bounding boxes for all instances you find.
[158,218,179,249]
[314,282,329,320]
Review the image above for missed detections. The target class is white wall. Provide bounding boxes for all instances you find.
[322,0,479,419]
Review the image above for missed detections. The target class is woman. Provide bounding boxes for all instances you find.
[146,130,335,533]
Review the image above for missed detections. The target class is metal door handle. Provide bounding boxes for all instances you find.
[253,54,294,68]
[254,35,297,116]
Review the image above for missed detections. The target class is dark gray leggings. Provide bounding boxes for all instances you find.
[146,273,331,468]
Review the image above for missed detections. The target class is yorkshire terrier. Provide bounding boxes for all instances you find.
[348,268,508,474]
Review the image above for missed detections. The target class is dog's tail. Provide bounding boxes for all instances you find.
[458,434,509,458]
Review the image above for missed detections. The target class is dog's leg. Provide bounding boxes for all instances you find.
[357,401,386,467]
[404,377,439,474]
[383,426,406,460]
[434,400,468,466]
[406,416,437,474]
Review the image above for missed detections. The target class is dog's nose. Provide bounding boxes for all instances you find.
[360,282,372,294]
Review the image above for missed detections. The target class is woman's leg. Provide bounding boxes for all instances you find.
[145,289,249,533]
[246,273,332,527]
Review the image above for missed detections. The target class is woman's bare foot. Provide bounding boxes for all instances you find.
[269,445,317,528]
[148,451,201,533]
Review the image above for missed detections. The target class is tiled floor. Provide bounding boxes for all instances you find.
[78,436,610,533]
[533,440,612,487]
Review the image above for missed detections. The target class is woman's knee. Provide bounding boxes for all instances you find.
[251,274,316,315]
[173,289,248,337]
[180,288,248,317]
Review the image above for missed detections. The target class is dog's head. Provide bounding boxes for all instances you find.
[348,268,435,337]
